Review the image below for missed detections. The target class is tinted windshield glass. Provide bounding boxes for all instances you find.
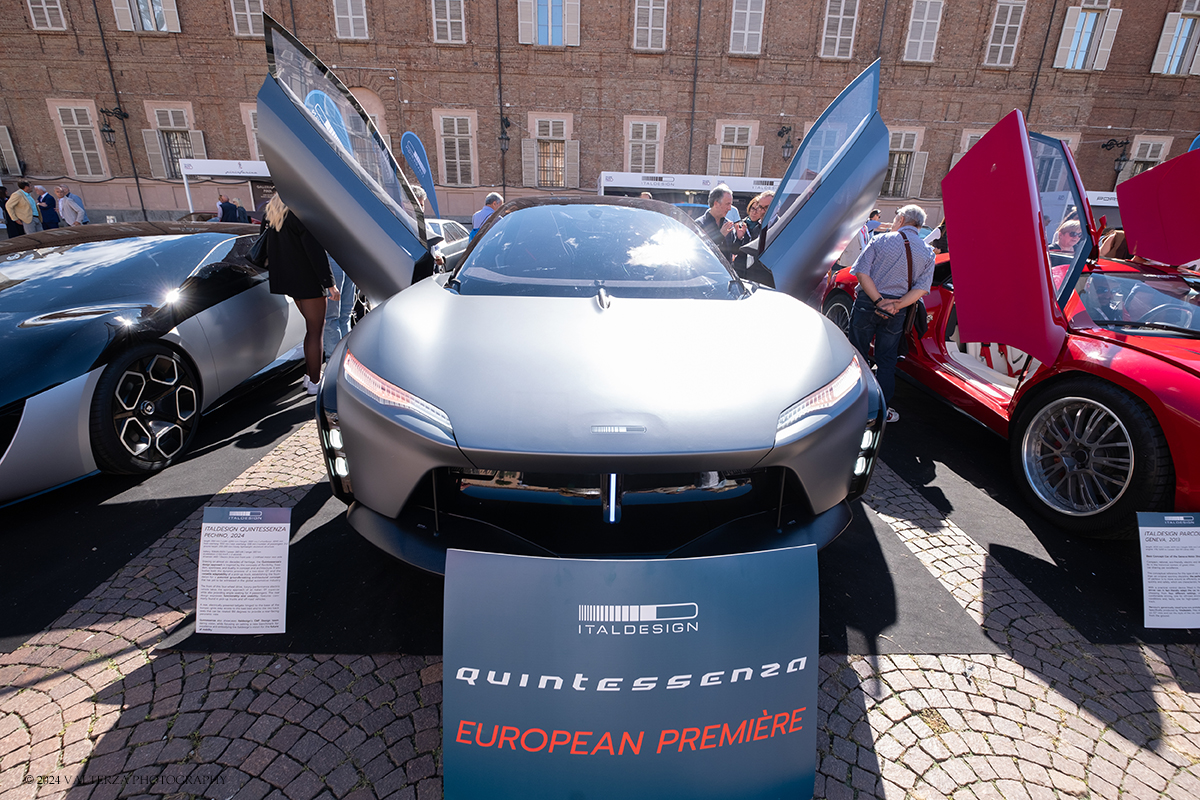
[1029,133,1089,307]
[266,22,423,243]
[763,64,878,246]
[1077,270,1200,333]
[455,205,736,299]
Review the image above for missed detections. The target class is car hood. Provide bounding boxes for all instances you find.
[341,278,857,456]
[0,233,232,407]
[1115,148,1200,267]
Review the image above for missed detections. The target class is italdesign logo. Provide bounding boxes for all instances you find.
[228,510,264,519]
[578,603,699,635]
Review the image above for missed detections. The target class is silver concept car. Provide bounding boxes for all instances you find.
[256,19,890,573]
[0,222,305,505]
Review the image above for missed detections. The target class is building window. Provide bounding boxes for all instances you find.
[984,2,1025,67]
[28,0,66,29]
[904,1,943,62]
[880,130,928,198]
[1117,138,1171,184]
[538,0,563,44]
[249,110,261,160]
[142,107,206,180]
[334,0,369,38]
[56,107,105,177]
[1053,1,1121,71]
[522,115,578,188]
[231,0,263,35]
[432,0,466,43]
[633,0,666,50]
[518,0,578,46]
[821,0,858,59]
[720,125,750,176]
[536,119,566,187]
[1152,1,1200,75]
[802,127,842,176]
[0,127,19,176]
[112,0,181,32]
[440,116,473,185]
[705,123,763,178]
[730,0,764,55]
[628,120,661,173]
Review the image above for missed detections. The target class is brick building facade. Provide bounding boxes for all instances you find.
[1,0,1197,222]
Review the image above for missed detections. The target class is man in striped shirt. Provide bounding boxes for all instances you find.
[848,204,935,424]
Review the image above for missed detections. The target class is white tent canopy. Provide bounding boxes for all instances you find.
[178,159,271,214]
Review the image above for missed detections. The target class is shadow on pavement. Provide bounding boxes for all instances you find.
[172,485,444,656]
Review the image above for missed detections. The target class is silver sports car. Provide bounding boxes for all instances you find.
[0,222,305,505]
[256,19,890,573]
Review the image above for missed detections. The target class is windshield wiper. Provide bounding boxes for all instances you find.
[1092,319,1200,338]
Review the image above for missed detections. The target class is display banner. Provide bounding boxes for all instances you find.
[443,546,819,800]
[400,131,439,218]
[196,507,291,634]
[1139,512,1200,629]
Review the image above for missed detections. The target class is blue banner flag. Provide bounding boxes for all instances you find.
[400,131,439,218]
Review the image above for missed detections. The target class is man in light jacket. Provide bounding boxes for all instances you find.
[55,186,86,226]
[4,181,42,234]
[56,185,89,224]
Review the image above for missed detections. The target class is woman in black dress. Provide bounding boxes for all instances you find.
[262,194,339,395]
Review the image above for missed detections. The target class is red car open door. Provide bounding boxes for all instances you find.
[942,110,1094,369]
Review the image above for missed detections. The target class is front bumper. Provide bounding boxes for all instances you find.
[347,489,854,575]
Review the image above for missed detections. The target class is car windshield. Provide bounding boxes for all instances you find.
[1076,270,1200,334]
[453,204,738,299]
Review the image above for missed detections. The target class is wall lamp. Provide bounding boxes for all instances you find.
[98,106,130,146]
[1101,137,1132,176]
[778,125,794,160]
[498,116,512,154]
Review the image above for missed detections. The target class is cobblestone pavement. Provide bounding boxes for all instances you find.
[1,422,1198,799]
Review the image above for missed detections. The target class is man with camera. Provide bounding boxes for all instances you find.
[695,183,748,263]
[848,204,935,424]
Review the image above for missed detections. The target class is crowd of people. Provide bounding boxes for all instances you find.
[2,181,89,236]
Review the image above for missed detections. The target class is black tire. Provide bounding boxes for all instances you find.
[1009,377,1174,539]
[823,290,853,338]
[89,343,201,475]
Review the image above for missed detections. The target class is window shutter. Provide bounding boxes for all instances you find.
[1053,6,1081,68]
[747,145,764,178]
[142,129,168,178]
[161,0,180,31]
[111,0,135,29]
[522,139,537,186]
[1152,13,1182,74]
[564,0,580,45]
[949,151,966,168]
[706,144,721,175]
[1091,8,1120,71]
[0,127,20,175]
[1191,42,1200,75]
[565,139,580,188]
[156,109,188,129]
[907,151,928,197]
[189,130,207,159]
[517,0,534,43]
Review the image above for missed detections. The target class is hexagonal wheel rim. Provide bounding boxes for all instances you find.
[1021,396,1134,517]
[111,350,197,463]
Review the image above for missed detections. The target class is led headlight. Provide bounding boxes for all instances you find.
[776,358,862,444]
[343,350,454,436]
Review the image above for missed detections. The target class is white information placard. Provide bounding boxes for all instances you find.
[1139,512,1200,629]
[197,507,291,634]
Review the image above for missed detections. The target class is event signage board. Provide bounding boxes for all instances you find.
[196,507,291,634]
[1138,512,1200,629]
[443,546,819,800]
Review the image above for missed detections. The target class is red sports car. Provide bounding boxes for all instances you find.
[823,111,1200,538]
